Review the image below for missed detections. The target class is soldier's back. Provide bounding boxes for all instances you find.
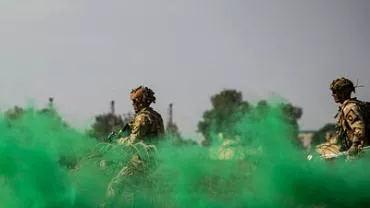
[137,107,165,141]
[339,98,370,146]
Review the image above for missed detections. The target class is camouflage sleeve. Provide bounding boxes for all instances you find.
[126,114,150,144]
[343,105,366,144]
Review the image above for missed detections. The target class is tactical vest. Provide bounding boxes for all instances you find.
[357,100,370,135]
[343,99,370,141]
[137,107,165,143]
[335,99,370,150]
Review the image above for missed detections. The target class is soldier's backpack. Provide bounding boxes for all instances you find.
[357,100,370,136]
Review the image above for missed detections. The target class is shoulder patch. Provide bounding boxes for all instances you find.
[345,110,358,124]
[342,101,360,116]
[136,113,149,123]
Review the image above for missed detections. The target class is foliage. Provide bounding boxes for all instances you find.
[277,102,303,148]
[4,106,25,120]
[311,123,337,146]
[197,89,251,146]
[4,105,69,128]
[87,112,134,142]
[2,105,84,169]
[197,89,303,147]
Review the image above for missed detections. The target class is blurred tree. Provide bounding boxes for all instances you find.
[256,100,269,113]
[197,89,251,146]
[277,102,303,148]
[166,123,198,146]
[174,138,198,146]
[88,112,133,142]
[311,123,336,146]
[4,101,68,128]
[87,100,134,142]
[245,100,303,148]
[5,106,25,120]
[250,100,270,122]
[3,99,82,169]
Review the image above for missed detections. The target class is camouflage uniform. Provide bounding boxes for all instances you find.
[104,86,164,206]
[119,106,165,145]
[330,77,368,157]
[335,99,367,148]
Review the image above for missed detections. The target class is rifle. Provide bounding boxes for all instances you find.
[307,146,370,161]
[106,123,131,143]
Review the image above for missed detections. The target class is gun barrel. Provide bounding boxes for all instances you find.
[307,146,370,161]
[105,123,131,142]
[320,146,370,159]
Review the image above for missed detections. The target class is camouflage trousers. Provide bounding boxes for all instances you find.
[102,142,157,207]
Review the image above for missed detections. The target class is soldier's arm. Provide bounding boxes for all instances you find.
[343,105,366,145]
[125,114,150,144]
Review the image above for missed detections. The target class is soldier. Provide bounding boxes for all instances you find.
[103,86,165,207]
[117,85,165,145]
[330,77,368,158]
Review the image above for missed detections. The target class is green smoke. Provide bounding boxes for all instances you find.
[1,102,370,208]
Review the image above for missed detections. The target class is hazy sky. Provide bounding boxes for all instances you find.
[1,0,369,139]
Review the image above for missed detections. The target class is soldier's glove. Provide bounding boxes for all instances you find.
[117,137,129,144]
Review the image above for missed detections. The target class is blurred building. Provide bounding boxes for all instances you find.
[298,130,316,150]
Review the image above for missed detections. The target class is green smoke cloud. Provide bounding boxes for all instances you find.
[0,102,369,208]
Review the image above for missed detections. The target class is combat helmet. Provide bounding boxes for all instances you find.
[130,85,156,105]
[330,77,355,93]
